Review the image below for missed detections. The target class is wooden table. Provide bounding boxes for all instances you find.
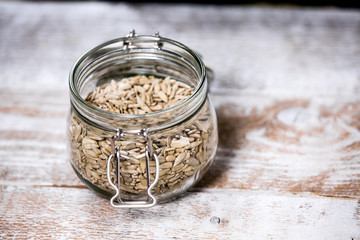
[1,2,359,239]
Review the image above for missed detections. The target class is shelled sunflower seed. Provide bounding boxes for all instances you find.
[85,75,193,115]
[69,75,214,195]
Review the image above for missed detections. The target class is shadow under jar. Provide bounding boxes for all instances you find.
[66,31,218,208]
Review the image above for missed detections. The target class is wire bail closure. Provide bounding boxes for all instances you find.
[106,128,160,208]
[123,30,164,51]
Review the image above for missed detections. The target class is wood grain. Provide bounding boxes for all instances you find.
[0,2,360,239]
[1,187,359,239]
[198,95,360,198]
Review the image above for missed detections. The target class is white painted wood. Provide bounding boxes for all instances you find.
[1,187,359,240]
[0,2,360,239]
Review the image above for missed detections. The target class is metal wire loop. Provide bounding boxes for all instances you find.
[106,128,160,208]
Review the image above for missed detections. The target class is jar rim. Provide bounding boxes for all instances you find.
[69,34,207,121]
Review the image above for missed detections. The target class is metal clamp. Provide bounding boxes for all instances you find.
[123,29,137,50]
[106,128,160,208]
[123,30,164,51]
[154,31,163,49]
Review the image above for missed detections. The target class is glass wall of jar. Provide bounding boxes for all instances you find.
[66,31,218,207]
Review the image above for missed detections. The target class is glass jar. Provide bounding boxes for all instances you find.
[66,31,218,208]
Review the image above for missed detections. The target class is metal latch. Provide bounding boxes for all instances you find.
[106,128,160,208]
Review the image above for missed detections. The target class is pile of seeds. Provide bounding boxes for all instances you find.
[85,75,193,114]
[69,75,214,195]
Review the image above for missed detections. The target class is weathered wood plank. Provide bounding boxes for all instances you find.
[0,89,81,187]
[1,2,360,239]
[0,2,359,94]
[1,187,359,240]
[1,90,360,198]
[199,94,360,198]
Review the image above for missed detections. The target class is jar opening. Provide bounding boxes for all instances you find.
[69,35,207,123]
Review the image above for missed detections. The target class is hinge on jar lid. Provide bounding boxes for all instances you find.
[106,128,160,208]
[154,31,163,49]
[123,29,137,50]
[123,30,164,50]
